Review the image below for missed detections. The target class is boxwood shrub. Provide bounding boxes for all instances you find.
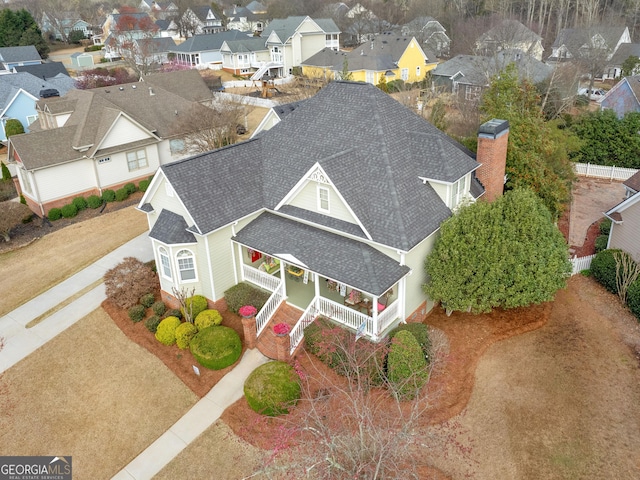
[627,280,640,320]
[115,188,129,202]
[190,326,242,370]
[72,196,87,211]
[224,282,270,314]
[164,308,182,320]
[124,182,137,195]
[102,189,116,202]
[244,361,301,416]
[195,309,223,330]
[87,194,102,209]
[591,249,625,294]
[138,179,150,192]
[595,235,609,253]
[388,323,431,361]
[128,304,146,323]
[182,295,208,320]
[48,208,62,221]
[155,316,181,346]
[152,301,166,316]
[176,322,198,349]
[145,315,162,333]
[61,203,78,218]
[599,218,612,235]
[387,330,428,399]
[140,293,155,308]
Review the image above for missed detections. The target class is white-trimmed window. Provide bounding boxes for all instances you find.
[26,114,37,125]
[158,246,172,280]
[19,168,32,194]
[452,177,466,208]
[465,85,482,102]
[365,71,374,84]
[318,186,330,212]
[127,149,148,171]
[176,249,197,282]
[401,68,409,81]
[169,139,184,154]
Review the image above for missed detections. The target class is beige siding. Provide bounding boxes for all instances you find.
[288,180,358,224]
[609,202,640,262]
[145,176,192,231]
[404,231,439,316]
[429,181,448,205]
[100,116,154,149]
[300,34,326,63]
[98,145,160,188]
[34,159,96,201]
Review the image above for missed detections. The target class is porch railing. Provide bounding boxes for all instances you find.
[289,297,320,355]
[317,297,371,336]
[378,300,400,335]
[256,283,284,336]
[242,264,280,292]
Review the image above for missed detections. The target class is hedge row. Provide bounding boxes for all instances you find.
[591,249,640,320]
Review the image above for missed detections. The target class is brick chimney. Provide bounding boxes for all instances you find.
[476,119,509,202]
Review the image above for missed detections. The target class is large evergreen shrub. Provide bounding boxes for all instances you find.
[244,361,301,416]
[190,326,242,370]
[224,282,270,314]
[387,330,428,400]
[591,249,624,294]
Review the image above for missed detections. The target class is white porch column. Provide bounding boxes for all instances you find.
[237,243,244,283]
[314,273,320,298]
[280,261,287,298]
[398,278,406,322]
[372,296,379,338]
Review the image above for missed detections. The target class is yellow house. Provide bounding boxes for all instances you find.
[302,33,438,85]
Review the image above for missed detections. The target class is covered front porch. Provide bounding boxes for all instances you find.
[232,212,410,355]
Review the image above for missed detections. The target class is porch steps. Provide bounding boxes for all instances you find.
[255,303,302,360]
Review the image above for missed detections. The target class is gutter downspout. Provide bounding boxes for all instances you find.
[231,222,239,285]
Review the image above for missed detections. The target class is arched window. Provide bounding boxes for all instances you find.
[176,249,197,282]
[158,247,172,280]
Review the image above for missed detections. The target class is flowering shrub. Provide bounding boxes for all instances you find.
[273,323,290,335]
[239,305,257,317]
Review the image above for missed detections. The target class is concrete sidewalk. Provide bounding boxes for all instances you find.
[111,348,269,480]
[0,232,153,373]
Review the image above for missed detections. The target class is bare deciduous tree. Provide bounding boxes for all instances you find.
[104,257,159,309]
[0,202,31,242]
[171,286,196,322]
[614,251,640,304]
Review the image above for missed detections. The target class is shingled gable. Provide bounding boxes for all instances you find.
[158,81,480,251]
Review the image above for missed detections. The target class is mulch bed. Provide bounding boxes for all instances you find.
[557,200,600,257]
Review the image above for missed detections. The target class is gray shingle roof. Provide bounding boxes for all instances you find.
[608,43,640,66]
[624,170,640,193]
[0,46,41,64]
[222,37,268,53]
[160,81,479,250]
[0,72,75,110]
[263,16,339,44]
[170,30,251,53]
[233,212,409,295]
[149,209,197,244]
[13,62,70,79]
[551,26,628,55]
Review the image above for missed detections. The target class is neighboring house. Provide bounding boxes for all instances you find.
[602,43,640,79]
[245,1,267,15]
[220,37,269,76]
[136,81,509,349]
[41,12,92,41]
[605,172,640,262]
[475,19,543,60]
[0,72,75,141]
[432,51,553,102]
[155,19,180,39]
[133,37,177,65]
[102,12,160,60]
[302,33,437,85]
[600,75,640,117]
[7,70,213,217]
[259,16,340,78]
[0,46,42,71]
[402,16,450,58]
[181,6,225,36]
[139,0,178,20]
[224,6,266,35]
[547,26,630,63]
[13,61,70,79]
[169,30,251,69]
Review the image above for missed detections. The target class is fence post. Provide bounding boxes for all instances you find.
[586,163,590,176]
[611,165,615,181]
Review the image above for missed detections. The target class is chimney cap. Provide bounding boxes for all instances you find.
[479,118,509,137]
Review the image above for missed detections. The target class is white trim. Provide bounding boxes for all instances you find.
[176,248,198,283]
[92,111,160,154]
[158,246,173,280]
[317,185,330,213]
[605,190,640,218]
[204,233,216,299]
[0,88,38,120]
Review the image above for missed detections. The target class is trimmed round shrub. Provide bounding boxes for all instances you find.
[128,304,146,323]
[61,203,78,218]
[102,189,116,202]
[152,301,166,316]
[115,188,129,202]
[48,208,62,221]
[145,315,161,333]
[87,194,102,209]
[599,218,612,235]
[175,322,198,349]
[388,323,431,361]
[182,295,208,320]
[591,249,625,294]
[244,361,301,416]
[140,293,155,308]
[195,309,223,330]
[387,330,428,399]
[138,179,150,192]
[595,235,609,253]
[190,326,242,370]
[72,196,87,211]
[155,316,181,345]
[164,308,182,320]
[124,182,137,195]
[627,280,640,320]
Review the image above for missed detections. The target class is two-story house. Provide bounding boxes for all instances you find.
[8,70,213,217]
[475,20,544,60]
[224,5,266,35]
[136,81,509,353]
[169,30,251,69]
[41,12,92,41]
[220,37,270,76]
[547,26,630,63]
[180,6,225,36]
[402,16,450,58]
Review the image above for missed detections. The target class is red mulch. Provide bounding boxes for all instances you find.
[103,297,246,398]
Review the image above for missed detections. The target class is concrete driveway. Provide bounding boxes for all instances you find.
[569,176,626,247]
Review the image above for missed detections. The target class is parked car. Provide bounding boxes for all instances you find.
[578,88,606,101]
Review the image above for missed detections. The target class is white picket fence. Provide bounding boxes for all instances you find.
[574,163,638,181]
[570,254,596,275]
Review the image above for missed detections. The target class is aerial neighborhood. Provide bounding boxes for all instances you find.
[1,0,640,478]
